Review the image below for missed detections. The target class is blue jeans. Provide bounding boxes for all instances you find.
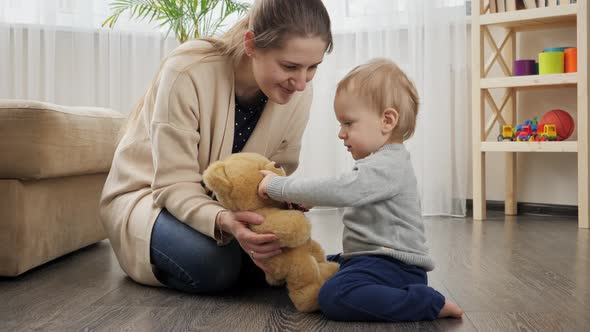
[149,209,266,293]
[318,255,445,322]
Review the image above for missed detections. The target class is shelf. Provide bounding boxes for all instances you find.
[480,73,577,89]
[480,141,577,152]
[479,4,577,29]
[472,0,588,227]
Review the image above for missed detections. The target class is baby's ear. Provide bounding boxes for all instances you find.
[202,161,232,195]
[263,161,286,176]
[382,107,399,133]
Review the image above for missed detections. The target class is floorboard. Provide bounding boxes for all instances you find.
[1,211,588,332]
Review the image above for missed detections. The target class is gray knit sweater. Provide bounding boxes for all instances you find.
[266,144,434,271]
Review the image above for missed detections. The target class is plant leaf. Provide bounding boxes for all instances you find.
[103,0,250,42]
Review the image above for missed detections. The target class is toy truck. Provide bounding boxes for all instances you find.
[497,125,515,141]
[514,117,539,142]
[536,124,558,141]
[516,125,536,141]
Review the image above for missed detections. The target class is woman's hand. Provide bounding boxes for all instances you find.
[216,210,281,272]
[258,170,278,199]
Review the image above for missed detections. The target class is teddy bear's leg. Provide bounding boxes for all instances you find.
[265,275,285,286]
[263,253,291,286]
[290,283,322,312]
[317,261,340,282]
[284,249,325,312]
[305,240,340,281]
[307,239,327,263]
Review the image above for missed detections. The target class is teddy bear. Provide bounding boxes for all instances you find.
[202,152,340,312]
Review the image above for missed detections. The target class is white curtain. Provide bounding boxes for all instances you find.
[0,0,469,217]
[297,0,469,217]
[0,0,179,113]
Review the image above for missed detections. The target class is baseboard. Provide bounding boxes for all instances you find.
[466,199,578,217]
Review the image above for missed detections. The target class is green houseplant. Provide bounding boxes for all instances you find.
[103,0,250,43]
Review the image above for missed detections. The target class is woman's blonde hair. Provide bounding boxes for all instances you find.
[336,58,420,141]
[120,0,332,142]
[203,0,333,64]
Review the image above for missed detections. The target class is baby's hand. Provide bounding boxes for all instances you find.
[258,170,278,199]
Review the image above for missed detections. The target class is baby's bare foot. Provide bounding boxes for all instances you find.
[437,300,464,319]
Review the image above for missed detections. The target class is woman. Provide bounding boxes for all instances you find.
[99,0,332,293]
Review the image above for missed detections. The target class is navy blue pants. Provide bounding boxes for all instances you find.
[318,255,445,322]
[149,209,266,293]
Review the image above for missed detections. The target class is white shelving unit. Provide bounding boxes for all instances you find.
[471,0,589,228]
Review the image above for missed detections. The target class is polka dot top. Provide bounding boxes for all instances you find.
[232,93,269,153]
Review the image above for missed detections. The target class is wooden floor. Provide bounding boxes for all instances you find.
[1,211,589,332]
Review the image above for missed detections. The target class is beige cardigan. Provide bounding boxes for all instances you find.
[99,40,312,286]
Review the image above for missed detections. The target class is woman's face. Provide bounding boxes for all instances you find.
[248,36,327,104]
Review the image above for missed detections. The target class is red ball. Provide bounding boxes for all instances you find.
[538,109,575,141]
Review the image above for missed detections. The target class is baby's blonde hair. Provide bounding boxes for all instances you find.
[336,58,419,140]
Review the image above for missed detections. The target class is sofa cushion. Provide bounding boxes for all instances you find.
[0,174,108,276]
[0,99,126,179]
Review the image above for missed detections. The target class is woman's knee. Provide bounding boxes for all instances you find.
[183,241,243,293]
[151,209,243,293]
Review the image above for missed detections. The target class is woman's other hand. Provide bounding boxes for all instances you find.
[216,210,281,272]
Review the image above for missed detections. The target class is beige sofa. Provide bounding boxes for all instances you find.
[0,99,125,276]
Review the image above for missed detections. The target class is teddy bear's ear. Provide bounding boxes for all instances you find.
[263,161,286,176]
[202,161,232,195]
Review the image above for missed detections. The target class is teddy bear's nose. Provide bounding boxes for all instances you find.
[274,162,281,168]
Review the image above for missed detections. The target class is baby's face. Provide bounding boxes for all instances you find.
[334,92,390,160]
